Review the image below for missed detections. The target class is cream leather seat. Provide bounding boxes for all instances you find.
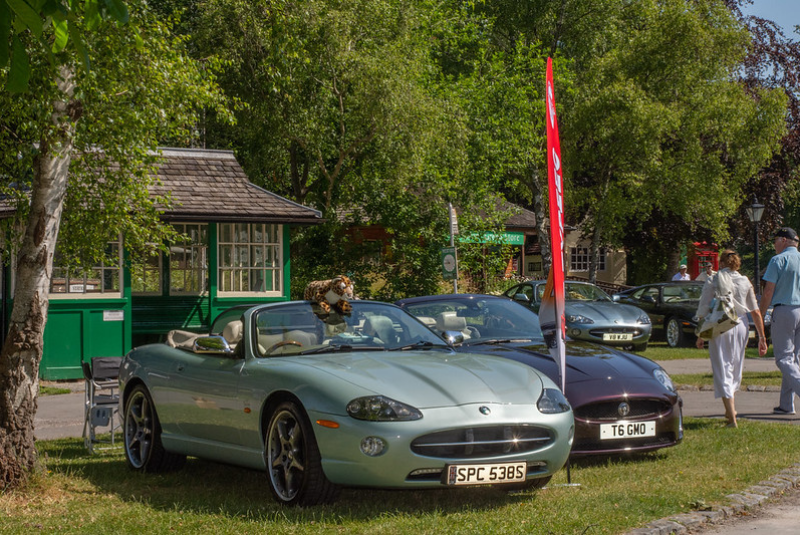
[363,316,397,345]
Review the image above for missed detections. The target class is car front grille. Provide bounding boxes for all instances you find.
[574,399,672,421]
[410,425,553,459]
[587,327,643,336]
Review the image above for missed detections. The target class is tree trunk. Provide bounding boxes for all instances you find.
[589,221,602,285]
[0,66,76,490]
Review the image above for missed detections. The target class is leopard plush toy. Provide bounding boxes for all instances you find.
[303,275,355,314]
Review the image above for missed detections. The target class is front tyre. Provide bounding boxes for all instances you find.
[123,385,185,472]
[665,318,685,347]
[266,401,340,506]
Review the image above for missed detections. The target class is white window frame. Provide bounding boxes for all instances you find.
[49,237,124,299]
[169,223,208,296]
[217,223,283,297]
[569,246,606,273]
[130,249,163,296]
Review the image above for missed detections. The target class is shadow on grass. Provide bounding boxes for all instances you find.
[34,433,689,524]
[35,437,561,522]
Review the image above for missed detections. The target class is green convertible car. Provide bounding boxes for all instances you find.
[120,300,574,506]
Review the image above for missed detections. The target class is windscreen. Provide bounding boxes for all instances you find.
[403,298,544,342]
[253,301,449,356]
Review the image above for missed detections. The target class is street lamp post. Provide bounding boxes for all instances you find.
[746,195,765,296]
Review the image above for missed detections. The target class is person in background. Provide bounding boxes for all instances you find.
[695,264,716,282]
[672,264,690,281]
[760,227,800,416]
[696,250,768,427]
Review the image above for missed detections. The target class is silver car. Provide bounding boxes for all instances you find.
[502,280,652,351]
[119,300,574,506]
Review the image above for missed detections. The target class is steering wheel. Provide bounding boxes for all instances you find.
[466,326,481,338]
[266,340,303,355]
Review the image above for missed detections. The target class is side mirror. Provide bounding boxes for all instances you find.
[611,295,620,302]
[513,293,530,304]
[441,330,465,345]
[641,296,656,304]
[194,335,234,356]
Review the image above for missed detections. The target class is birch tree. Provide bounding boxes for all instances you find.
[0,1,227,489]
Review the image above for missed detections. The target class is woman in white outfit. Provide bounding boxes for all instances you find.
[695,250,768,427]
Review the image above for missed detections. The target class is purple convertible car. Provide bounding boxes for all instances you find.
[396,294,683,456]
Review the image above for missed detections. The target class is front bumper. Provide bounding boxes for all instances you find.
[570,395,683,456]
[568,323,652,347]
[309,402,574,488]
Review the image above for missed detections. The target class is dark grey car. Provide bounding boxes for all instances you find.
[502,280,652,351]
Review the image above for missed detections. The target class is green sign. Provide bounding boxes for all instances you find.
[441,246,457,280]
[457,231,525,246]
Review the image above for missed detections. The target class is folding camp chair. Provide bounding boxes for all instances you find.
[81,356,123,453]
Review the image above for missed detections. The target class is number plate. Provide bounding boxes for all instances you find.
[600,421,656,440]
[445,462,527,486]
[603,333,633,341]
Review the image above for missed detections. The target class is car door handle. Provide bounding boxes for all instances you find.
[176,364,185,372]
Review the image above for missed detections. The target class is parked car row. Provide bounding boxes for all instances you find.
[119,286,684,507]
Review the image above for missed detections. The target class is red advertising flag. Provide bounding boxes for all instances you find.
[539,57,567,392]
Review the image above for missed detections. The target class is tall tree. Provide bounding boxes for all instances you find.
[567,0,785,281]
[724,0,800,242]
[0,2,227,489]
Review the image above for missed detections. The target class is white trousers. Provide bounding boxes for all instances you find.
[708,317,748,399]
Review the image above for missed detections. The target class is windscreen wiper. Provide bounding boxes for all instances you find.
[298,344,387,355]
[465,338,536,346]
[389,341,451,351]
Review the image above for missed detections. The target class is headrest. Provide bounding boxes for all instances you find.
[364,316,393,334]
[436,312,466,332]
[222,321,243,344]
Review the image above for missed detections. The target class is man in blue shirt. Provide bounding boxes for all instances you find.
[760,227,800,415]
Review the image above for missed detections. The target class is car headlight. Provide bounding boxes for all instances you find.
[537,388,571,414]
[654,368,675,392]
[638,313,651,324]
[347,396,423,421]
[566,314,594,324]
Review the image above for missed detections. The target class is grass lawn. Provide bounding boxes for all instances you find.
[638,341,773,361]
[672,371,784,388]
[39,385,72,396]
[3,418,800,534]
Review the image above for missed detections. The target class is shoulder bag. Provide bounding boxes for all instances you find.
[695,271,740,340]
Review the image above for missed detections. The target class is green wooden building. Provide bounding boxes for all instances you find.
[1,148,322,380]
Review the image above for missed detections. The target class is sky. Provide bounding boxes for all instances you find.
[741,0,800,37]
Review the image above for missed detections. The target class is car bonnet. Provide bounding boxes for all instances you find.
[566,301,643,322]
[284,350,549,408]
[460,342,669,400]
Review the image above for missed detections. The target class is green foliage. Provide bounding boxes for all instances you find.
[0,1,230,268]
[1,0,132,92]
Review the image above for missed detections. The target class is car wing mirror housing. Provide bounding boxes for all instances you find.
[441,330,465,345]
[513,293,530,303]
[193,335,234,356]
